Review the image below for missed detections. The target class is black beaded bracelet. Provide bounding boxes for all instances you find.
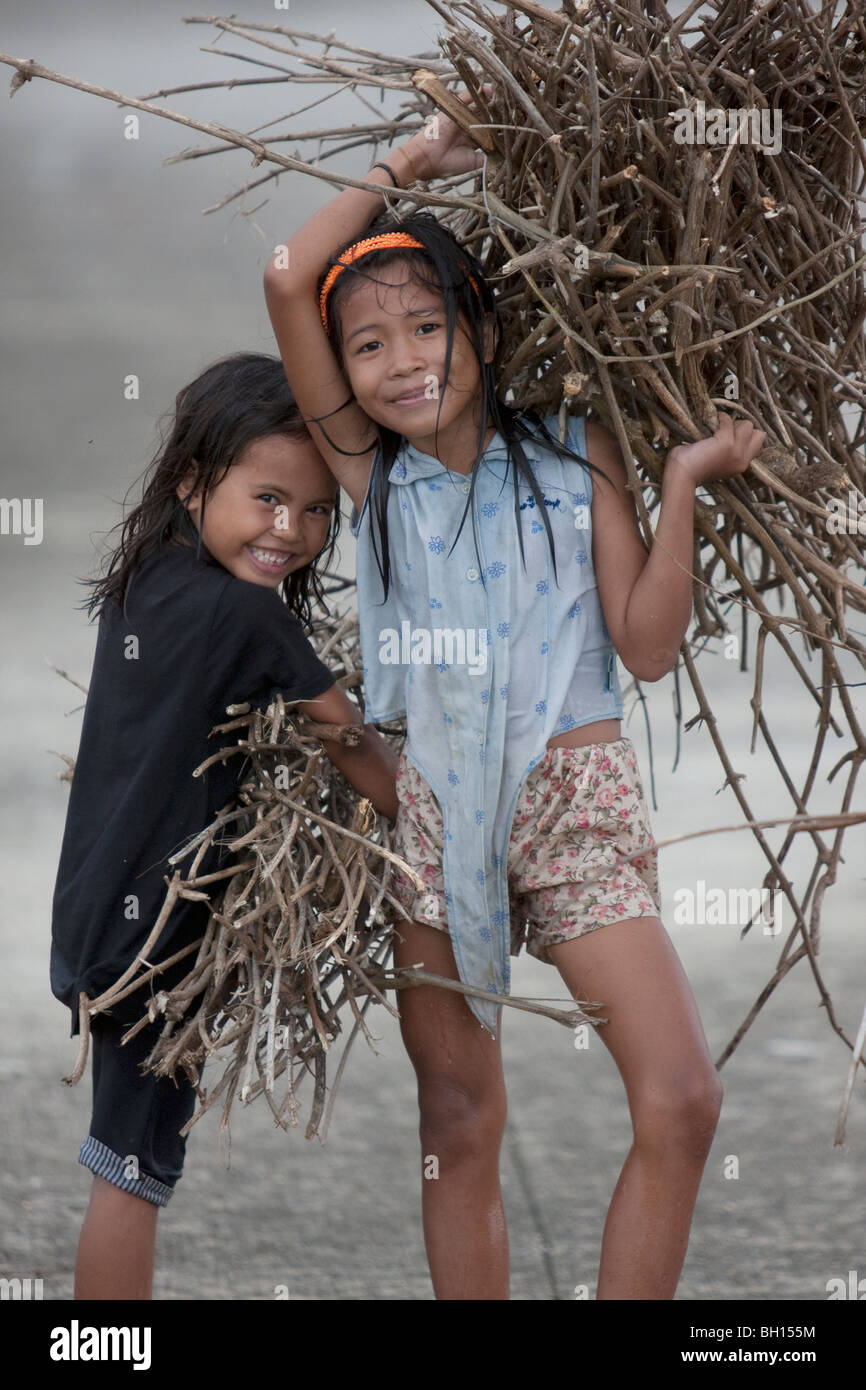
[371,161,399,187]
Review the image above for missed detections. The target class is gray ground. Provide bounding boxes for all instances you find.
[3,904,865,1301]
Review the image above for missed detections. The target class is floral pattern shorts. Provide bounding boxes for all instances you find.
[390,736,661,962]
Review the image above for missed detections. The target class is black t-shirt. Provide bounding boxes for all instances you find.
[51,540,335,1032]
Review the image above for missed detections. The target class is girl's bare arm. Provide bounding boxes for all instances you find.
[263,117,483,513]
[588,415,765,681]
[263,143,432,513]
[296,681,400,822]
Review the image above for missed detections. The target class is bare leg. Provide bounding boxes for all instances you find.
[549,916,723,1299]
[393,919,509,1300]
[74,1175,159,1300]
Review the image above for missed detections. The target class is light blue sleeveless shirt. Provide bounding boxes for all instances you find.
[350,413,623,1035]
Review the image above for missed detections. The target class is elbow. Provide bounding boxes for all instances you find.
[263,253,307,305]
[631,665,668,684]
[263,257,289,302]
[623,652,677,683]
[618,624,684,684]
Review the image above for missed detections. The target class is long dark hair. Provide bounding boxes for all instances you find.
[317,209,610,601]
[82,352,340,629]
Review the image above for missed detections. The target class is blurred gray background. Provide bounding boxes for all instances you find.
[1,1,864,1300]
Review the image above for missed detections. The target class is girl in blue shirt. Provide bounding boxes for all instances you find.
[264,106,766,1300]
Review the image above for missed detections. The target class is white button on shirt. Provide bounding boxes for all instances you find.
[350,413,623,1036]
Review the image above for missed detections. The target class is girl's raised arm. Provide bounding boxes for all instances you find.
[264,140,431,514]
[264,108,483,513]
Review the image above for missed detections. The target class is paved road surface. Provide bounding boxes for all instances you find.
[3,906,863,1300]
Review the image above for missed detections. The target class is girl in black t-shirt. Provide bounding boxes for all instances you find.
[53,352,399,1299]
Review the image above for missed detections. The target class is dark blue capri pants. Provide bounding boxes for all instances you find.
[79,1013,200,1207]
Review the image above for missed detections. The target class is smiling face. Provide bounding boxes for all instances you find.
[178,433,338,587]
[335,258,497,464]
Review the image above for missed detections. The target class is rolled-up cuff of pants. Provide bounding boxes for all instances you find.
[78,1135,174,1207]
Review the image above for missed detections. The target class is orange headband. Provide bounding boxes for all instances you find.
[319,231,480,331]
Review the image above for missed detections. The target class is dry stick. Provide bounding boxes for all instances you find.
[187,18,442,70]
[139,74,297,99]
[411,69,497,152]
[0,53,480,216]
[98,938,206,1024]
[682,648,812,927]
[61,873,185,1084]
[720,768,863,1071]
[677,651,857,1065]
[45,660,89,696]
[166,118,414,163]
[268,791,426,889]
[184,16,432,91]
[306,1051,328,1140]
[766,522,866,602]
[240,956,263,1102]
[338,952,402,1021]
[317,993,375,1144]
[392,966,599,1029]
[330,951,382,1052]
[835,995,866,1146]
[635,487,859,701]
[615,810,866,861]
[532,805,866,919]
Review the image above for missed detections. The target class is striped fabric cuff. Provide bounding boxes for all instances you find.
[78,1135,174,1207]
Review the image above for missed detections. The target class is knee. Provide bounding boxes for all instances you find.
[633,1066,723,1161]
[417,1078,507,1166]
